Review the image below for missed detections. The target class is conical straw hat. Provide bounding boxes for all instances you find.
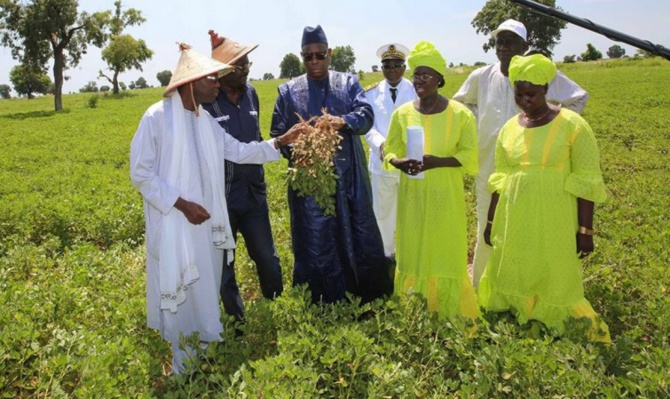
[163,43,233,97]
[209,30,258,65]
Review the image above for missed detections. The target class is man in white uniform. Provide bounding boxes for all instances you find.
[130,44,299,374]
[453,19,589,287]
[364,43,417,257]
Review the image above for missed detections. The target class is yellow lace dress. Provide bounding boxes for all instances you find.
[384,100,479,321]
[479,108,611,343]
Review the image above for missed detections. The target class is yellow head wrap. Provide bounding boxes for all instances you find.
[407,41,447,78]
[508,54,557,86]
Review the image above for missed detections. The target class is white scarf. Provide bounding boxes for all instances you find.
[159,93,235,313]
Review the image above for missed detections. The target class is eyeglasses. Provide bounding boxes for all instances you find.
[382,63,405,70]
[411,73,435,82]
[301,51,328,62]
[233,61,253,73]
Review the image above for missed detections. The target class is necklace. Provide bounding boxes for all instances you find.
[419,96,440,115]
[524,106,551,122]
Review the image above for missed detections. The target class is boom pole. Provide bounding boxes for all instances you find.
[509,0,670,61]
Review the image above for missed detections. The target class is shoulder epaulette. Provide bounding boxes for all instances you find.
[364,81,381,92]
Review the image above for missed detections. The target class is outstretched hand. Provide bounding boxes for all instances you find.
[277,123,310,147]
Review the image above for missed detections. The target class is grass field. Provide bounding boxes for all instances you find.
[1,57,668,397]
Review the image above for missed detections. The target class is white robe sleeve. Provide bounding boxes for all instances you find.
[453,69,481,119]
[130,108,180,215]
[548,71,590,114]
[216,118,281,164]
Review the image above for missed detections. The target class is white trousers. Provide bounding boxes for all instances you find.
[472,170,493,288]
[171,341,209,374]
[371,173,399,257]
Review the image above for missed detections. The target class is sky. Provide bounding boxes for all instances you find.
[1,0,668,95]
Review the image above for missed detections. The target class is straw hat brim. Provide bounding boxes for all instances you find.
[163,48,234,97]
[212,43,259,66]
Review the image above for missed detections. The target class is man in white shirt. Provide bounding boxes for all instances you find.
[364,43,417,257]
[453,19,589,287]
[130,44,299,374]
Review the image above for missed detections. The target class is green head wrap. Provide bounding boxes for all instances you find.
[508,54,557,86]
[407,41,447,79]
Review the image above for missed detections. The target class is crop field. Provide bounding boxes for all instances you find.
[1,57,668,397]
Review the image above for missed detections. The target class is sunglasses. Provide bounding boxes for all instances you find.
[411,73,436,82]
[382,63,405,70]
[301,51,328,62]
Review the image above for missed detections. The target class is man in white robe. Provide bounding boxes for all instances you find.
[364,43,417,257]
[453,19,589,287]
[130,44,299,374]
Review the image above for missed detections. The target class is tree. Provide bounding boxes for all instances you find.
[471,0,567,56]
[563,55,577,63]
[262,72,275,80]
[156,70,172,86]
[581,43,602,61]
[133,76,148,89]
[9,64,52,99]
[79,81,98,93]
[100,85,110,92]
[0,0,109,110]
[98,1,152,94]
[606,44,625,59]
[0,84,11,99]
[635,48,652,57]
[279,53,304,78]
[330,45,356,73]
[371,65,378,73]
[119,82,126,90]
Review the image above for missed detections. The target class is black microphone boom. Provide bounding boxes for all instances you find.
[508,0,670,61]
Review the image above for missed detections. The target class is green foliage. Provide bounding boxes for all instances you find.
[330,45,356,73]
[0,0,111,110]
[472,0,567,56]
[582,43,604,61]
[79,80,99,93]
[156,70,172,86]
[262,72,275,80]
[98,1,151,95]
[0,59,668,396]
[279,53,304,79]
[0,83,11,98]
[607,44,626,59]
[100,85,110,92]
[563,54,577,63]
[87,94,99,108]
[9,64,52,98]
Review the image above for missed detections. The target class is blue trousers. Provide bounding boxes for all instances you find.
[221,200,282,321]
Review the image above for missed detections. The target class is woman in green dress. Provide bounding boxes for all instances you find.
[479,54,610,343]
[383,42,479,321]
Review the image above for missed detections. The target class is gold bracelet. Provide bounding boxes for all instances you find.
[578,226,594,236]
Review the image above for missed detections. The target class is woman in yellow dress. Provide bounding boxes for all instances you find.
[479,54,611,343]
[383,42,479,321]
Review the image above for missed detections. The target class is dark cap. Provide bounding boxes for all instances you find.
[301,25,328,47]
